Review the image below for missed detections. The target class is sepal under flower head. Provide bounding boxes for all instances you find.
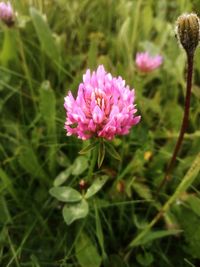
[176,13,200,55]
[0,1,14,26]
[64,65,141,140]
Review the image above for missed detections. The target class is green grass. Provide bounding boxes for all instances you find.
[1,0,200,266]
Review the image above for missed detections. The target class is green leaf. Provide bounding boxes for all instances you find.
[136,252,154,266]
[175,205,200,259]
[39,81,56,133]
[174,153,200,196]
[0,29,17,66]
[30,7,60,64]
[97,141,105,168]
[49,186,82,202]
[133,229,182,246]
[62,199,89,225]
[53,166,73,187]
[79,141,98,155]
[72,156,88,176]
[75,232,102,267]
[18,144,48,184]
[186,195,200,217]
[39,81,57,174]
[141,5,153,38]
[164,103,183,130]
[132,181,152,200]
[0,196,12,223]
[0,168,19,205]
[94,203,107,260]
[105,142,121,161]
[85,175,108,199]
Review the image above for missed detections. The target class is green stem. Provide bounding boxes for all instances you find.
[87,145,98,180]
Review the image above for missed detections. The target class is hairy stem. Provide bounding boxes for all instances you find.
[87,145,98,179]
[156,52,194,195]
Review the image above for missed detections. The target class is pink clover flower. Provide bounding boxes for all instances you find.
[64,65,141,140]
[136,52,163,73]
[0,1,14,26]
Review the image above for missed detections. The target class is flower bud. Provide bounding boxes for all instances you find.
[0,1,15,27]
[116,180,125,193]
[79,179,87,190]
[176,13,200,55]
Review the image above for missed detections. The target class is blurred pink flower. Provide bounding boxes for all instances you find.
[135,52,163,73]
[64,65,141,140]
[0,1,14,26]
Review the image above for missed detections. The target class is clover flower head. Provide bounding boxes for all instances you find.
[0,1,14,26]
[136,52,163,73]
[64,65,141,140]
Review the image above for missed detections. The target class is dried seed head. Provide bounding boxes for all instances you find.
[176,13,200,55]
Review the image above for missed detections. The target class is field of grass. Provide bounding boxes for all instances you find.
[1,0,200,266]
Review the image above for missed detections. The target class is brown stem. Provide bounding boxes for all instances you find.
[156,52,194,195]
